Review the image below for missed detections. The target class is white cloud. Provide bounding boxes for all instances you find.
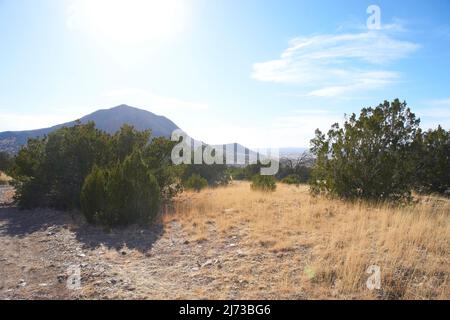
[252,26,419,97]
[428,98,450,108]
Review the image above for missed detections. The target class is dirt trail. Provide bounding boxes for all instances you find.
[0,194,303,299]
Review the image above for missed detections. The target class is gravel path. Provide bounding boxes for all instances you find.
[0,187,308,300]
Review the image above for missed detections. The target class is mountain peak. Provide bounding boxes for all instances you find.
[0,105,180,153]
[111,104,135,110]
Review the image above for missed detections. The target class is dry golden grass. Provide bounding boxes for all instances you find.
[163,181,449,300]
[0,171,12,184]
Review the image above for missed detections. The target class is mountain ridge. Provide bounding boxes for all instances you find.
[0,105,307,158]
[0,105,180,153]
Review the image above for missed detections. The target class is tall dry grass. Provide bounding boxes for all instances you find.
[0,171,12,185]
[163,181,449,299]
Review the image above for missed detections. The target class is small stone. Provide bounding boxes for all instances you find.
[17,279,26,287]
[57,274,66,283]
[120,250,127,256]
[237,249,246,257]
[201,259,213,268]
[191,267,199,271]
[229,243,237,247]
[77,253,86,258]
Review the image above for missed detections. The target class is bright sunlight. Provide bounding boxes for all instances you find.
[70,0,188,44]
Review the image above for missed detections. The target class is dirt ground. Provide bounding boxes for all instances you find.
[0,186,304,300]
[0,183,448,300]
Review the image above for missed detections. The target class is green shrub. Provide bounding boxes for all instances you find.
[11,123,179,216]
[10,123,110,209]
[310,99,420,201]
[81,151,160,227]
[413,126,450,195]
[184,174,208,192]
[79,166,107,223]
[182,164,229,186]
[143,137,183,201]
[12,177,47,209]
[228,167,247,181]
[251,175,277,192]
[0,152,12,173]
[281,174,301,186]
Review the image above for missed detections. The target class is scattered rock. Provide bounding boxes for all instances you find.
[237,249,246,257]
[57,274,66,283]
[17,279,27,287]
[201,259,213,268]
[223,208,236,214]
[125,285,136,291]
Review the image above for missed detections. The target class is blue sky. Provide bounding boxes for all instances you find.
[0,0,449,148]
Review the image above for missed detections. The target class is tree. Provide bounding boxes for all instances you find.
[414,126,450,194]
[276,153,313,183]
[143,137,183,201]
[184,174,208,192]
[309,99,420,201]
[111,124,150,162]
[41,122,111,209]
[81,151,160,227]
[251,175,277,192]
[0,151,12,173]
[10,137,48,208]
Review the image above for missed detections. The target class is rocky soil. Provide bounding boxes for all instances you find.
[0,187,304,300]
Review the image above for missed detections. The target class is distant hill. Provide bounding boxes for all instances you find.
[279,147,308,158]
[0,105,180,153]
[0,105,307,160]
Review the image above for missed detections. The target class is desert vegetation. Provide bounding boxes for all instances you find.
[310,99,449,201]
[9,123,179,226]
[164,182,449,299]
[1,99,448,300]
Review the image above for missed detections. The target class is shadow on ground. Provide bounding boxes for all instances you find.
[0,205,164,253]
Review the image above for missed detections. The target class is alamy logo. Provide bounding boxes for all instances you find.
[366,265,381,290]
[170,129,279,175]
[367,5,381,30]
[66,265,81,290]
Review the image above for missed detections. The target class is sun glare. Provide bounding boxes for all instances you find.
[76,0,188,44]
